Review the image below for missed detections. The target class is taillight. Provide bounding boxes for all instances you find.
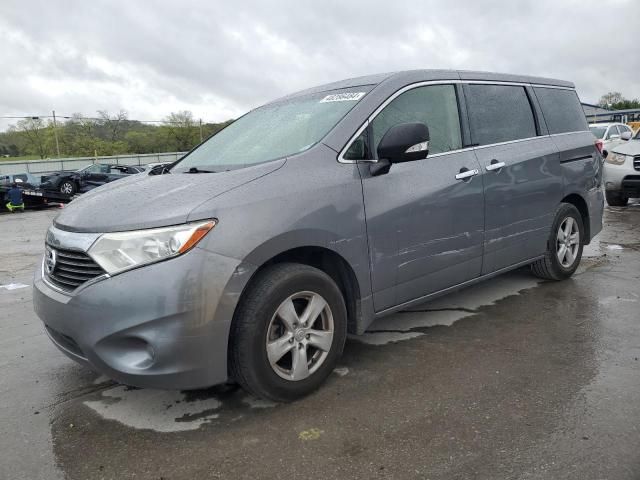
[595,139,604,154]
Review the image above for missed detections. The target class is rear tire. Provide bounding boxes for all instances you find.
[229,263,347,402]
[605,190,628,207]
[530,203,584,281]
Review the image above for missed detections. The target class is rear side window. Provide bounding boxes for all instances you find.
[465,84,537,145]
[533,87,588,134]
[370,84,462,156]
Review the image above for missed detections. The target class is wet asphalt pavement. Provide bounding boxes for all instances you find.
[1,203,639,480]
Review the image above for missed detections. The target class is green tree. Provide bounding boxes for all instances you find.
[598,92,624,107]
[0,111,233,158]
[98,110,128,141]
[598,92,640,110]
[14,118,50,158]
[610,99,640,110]
[163,111,199,151]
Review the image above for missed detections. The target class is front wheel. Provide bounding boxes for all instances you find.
[59,180,77,195]
[531,203,584,281]
[229,263,347,402]
[605,190,628,207]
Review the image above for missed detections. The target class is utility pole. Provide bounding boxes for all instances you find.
[52,110,61,158]
[199,118,203,143]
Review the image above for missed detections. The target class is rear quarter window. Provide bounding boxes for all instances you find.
[465,84,537,145]
[533,87,588,134]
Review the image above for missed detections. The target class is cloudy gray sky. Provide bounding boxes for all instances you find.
[1,0,638,131]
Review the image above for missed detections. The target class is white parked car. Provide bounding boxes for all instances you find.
[603,128,640,206]
[589,122,633,155]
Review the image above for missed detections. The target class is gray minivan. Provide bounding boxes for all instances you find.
[34,70,604,401]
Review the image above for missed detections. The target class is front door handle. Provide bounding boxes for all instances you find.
[486,160,505,171]
[455,168,479,181]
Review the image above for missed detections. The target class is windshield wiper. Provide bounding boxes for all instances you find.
[185,167,216,174]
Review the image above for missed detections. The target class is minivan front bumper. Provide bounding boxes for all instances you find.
[33,246,244,390]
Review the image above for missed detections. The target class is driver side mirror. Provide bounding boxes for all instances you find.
[621,131,632,141]
[377,122,430,164]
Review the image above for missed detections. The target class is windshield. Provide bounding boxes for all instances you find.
[173,86,373,172]
[77,164,104,173]
[589,126,607,139]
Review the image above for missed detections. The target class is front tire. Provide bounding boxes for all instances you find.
[229,263,347,402]
[605,190,628,207]
[531,203,584,281]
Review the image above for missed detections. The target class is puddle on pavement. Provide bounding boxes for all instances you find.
[355,271,541,345]
[82,370,331,432]
[0,282,30,290]
[84,386,223,432]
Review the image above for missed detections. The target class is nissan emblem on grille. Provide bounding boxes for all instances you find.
[45,247,57,274]
[43,246,106,292]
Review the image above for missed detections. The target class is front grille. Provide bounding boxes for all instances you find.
[633,156,640,172]
[45,246,105,292]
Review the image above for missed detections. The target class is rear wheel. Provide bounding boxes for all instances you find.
[605,190,628,207]
[531,203,584,281]
[59,181,77,195]
[229,263,347,402]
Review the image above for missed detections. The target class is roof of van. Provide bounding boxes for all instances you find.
[274,69,574,103]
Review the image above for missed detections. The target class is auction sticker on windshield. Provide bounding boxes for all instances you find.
[320,92,366,103]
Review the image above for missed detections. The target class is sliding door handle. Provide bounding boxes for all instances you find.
[455,168,479,180]
[486,160,505,171]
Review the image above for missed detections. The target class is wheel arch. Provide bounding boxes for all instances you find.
[561,193,590,243]
[236,245,364,336]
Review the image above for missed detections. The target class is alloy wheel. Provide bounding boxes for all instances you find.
[556,216,580,268]
[266,291,334,381]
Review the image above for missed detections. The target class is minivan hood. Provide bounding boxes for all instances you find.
[611,140,640,156]
[54,160,285,233]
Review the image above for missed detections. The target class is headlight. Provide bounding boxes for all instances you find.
[606,152,627,165]
[88,220,216,275]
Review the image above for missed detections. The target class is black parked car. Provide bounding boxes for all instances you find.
[40,163,144,195]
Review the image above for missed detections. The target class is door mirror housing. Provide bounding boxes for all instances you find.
[377,122,430,164]
[621,131,632,141]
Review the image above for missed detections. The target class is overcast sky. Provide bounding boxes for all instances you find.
[1,0,639,131]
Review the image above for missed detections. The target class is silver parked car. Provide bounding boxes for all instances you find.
[34,70,604,401]
[602,128,640,206]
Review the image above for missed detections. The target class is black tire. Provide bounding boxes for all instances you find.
[605,190,628,207]
[229,263,347,402]
[59,180,77,195]
[531,203,584,281]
